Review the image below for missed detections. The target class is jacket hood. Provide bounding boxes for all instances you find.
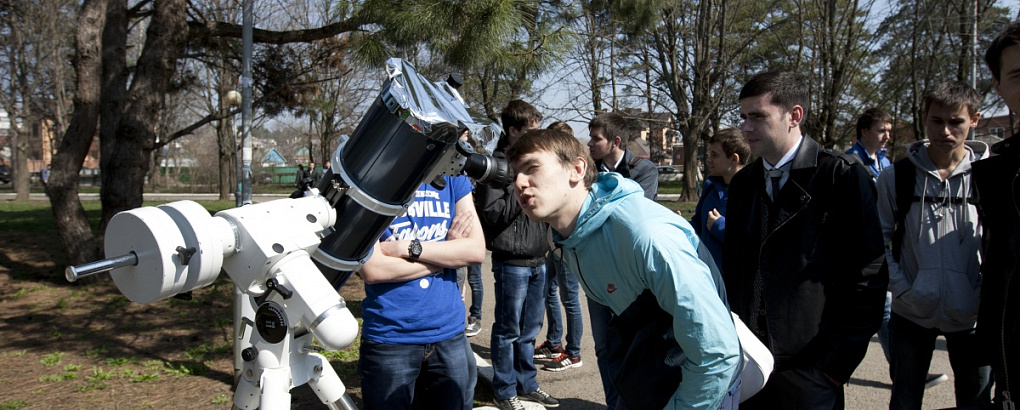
[554,172,643,246]
[904,139,989,177]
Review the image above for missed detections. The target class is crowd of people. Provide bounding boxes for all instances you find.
[344,20,1020,410]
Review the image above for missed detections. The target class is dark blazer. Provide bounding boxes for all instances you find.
[722,137,888,384]
[596,148,658,200]
[973,133,1020,400]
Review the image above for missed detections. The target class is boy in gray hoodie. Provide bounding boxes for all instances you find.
[876,81,992,410]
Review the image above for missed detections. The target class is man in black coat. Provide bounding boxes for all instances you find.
[722,71,888,409]
[976,22,1020,409]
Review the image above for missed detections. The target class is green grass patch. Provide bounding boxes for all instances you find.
[39,373,77,382]
[83,346,109,359]
[211,394,230,404]
[658,180,685,195]
[73,382,108,392]
[0,199,235,233]
[161,361,208,377]
[129,371,160,383]
[40,352,64,367]
[183,343,231,362]
[86,367,114,382]
[11,286,45,299]
[104,357,135,367]
[0,399,29,410]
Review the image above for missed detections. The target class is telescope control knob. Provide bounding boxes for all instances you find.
[255,302,288,344]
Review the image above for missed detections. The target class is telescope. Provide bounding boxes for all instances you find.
[66,58,510,410]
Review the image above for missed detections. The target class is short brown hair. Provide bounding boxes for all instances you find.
[589,112,630,146]
[708,128,750,165]
[922,82,981,117]
[507,129,597,188]
[985,21,1020,81]
[547,121,574,137]
[855,108,893,140]
[500,100,542,136]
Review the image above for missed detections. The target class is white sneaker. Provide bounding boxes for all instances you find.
[924,373,949,389]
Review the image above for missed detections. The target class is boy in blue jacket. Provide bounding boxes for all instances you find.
[691,128,748,268]
[506,128,742,410]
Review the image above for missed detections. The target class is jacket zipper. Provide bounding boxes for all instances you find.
[568,247,600,306]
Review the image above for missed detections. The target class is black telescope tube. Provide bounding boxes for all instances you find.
[314,91,460,279]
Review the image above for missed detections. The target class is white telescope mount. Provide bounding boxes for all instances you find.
[66,196,361,410]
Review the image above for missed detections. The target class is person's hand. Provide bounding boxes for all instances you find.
[674,209,683,217]
[447,211,475,241]
[707,208,721,230]
[378,239,411,259]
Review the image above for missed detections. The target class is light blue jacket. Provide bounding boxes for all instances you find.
[553,172,741,410]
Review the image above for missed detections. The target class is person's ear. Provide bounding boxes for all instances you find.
[971,111,982,128]
[789,105,804,127]
[569,157,587,184]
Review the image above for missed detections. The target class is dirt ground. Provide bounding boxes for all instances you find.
[0,229,368,409]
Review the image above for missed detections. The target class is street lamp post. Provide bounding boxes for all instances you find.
[240,0,253,206]
[226,90,242,207]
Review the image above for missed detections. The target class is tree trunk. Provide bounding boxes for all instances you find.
[13,127,30,200]
[100,0,189,232]
[47,0,108,267]
[217,99,234,201]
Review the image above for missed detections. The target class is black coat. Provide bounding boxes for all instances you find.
[595,148,659,200]
[722,137,888,384]
[973,133,1020,401]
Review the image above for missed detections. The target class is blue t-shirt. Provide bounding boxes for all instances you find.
[361,175,473,344]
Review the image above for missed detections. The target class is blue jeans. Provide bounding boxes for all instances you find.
[357,333,477,410]
[467,263,483,319]
[879,291,891,363]
[490,260,546,400]
[543,256,583,357]
[589,299,621,408]
[888,313,992,410]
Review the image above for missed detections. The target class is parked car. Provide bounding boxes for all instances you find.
[657,165,682,182]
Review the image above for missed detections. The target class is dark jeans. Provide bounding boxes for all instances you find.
[467,263,483,319]
[543,256,583,356]
[357,333,477,410]
[589,299,621,409]
[742,366,844,410]
[490,260,546,400]
[889,313,992,410]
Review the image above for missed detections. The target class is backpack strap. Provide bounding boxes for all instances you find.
[891,159,915,263]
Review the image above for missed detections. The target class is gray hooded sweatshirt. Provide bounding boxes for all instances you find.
[876,139,988,332]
